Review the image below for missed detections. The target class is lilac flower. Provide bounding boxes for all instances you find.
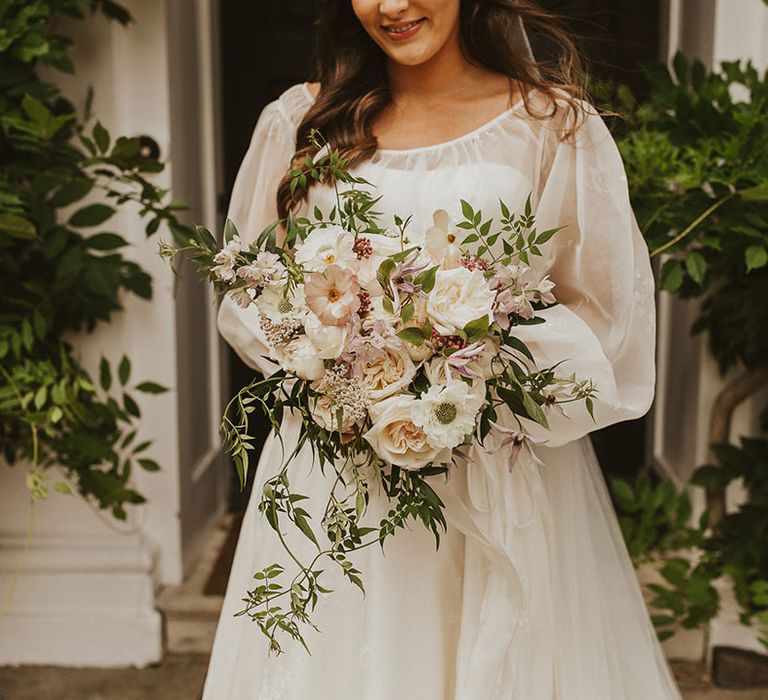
[389,250,430,301]
[444,341,486,379]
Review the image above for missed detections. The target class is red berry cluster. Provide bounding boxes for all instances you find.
[460,254,491,272]
[353,236,373,259]
[430,330,467,350]
[357,290,371,316]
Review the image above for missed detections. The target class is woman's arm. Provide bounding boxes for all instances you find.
[216,99,297,377]
[512,100,656,447]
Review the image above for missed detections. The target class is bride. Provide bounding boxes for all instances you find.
[203,1,684,698]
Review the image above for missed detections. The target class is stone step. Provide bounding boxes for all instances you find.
[155,515,234,655]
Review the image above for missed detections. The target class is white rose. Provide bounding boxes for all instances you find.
[427,266,496,335]
[363,395,451,470]
[303,312,349,359]
[277,336,325,381]
[352,345,417,400]
[294,226,357,272]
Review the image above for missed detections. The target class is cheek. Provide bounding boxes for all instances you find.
[351,0,379,32]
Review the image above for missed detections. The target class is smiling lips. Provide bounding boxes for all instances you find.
[382,17,426,41]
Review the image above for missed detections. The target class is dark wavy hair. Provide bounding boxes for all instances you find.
[277,0,595,219]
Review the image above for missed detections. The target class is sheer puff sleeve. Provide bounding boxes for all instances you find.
[216,98,297,377]
[512,99,656,448]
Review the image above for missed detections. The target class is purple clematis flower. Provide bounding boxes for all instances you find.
[487,421,545,472]
[444,341,486,379]
[389,250,430,302]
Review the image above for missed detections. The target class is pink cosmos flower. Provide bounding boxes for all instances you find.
[304,265,361,327]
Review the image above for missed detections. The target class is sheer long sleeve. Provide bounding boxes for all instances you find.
[511,102,656,448]
[216,99,297,377]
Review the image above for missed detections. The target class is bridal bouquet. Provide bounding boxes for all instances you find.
[162,132,596,654]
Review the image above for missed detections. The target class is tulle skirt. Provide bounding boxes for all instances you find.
[202,414,683,699]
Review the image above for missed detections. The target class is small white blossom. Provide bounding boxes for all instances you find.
[255,283,308,324]
[238,251,285,288]
[211,235,243,281]
[411,379,485,450]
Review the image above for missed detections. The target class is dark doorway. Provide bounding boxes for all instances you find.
[217,0,317,511]
[216,0,664,514]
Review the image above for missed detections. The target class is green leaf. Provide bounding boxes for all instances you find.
[504,336,534,362]
[745,245,768,272]
[660,259,683,292]
[50,180,93,207]
[0,213,36,240]
[460,199,474,220]
[93,121,111,152]
[22,94,50,124]
[610,477,637,512]
[463,315,489,343]
[138,458,160,472]
[685,251,706,284]
[223,219,239,244]
[69,204,116,228]
[740,182,768,201]
[194,225,217,250]
[377,257,395,282]
[401,303,414,324]
[118,356,131,385]
[99,357,111,391]
[294,511,319,547]
[135,381,168,394]
[522,391,549,429]
[123,393,140,417]
[535,226,565,245]
[85,233,129,250]
[414,265,438,293]
[396,327,425,346]
[54,482,73,495]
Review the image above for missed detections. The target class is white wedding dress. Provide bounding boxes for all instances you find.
[202,83,683,699]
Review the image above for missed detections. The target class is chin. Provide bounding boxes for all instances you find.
[385,45,435,66]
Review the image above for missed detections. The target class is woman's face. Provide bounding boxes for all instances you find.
[351,0,462,66]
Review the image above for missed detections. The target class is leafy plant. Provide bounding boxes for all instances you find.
[606,51,768,372]
[601,50,768,649]
[0,1,190,516]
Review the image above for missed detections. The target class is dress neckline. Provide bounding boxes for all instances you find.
[300,82,529,156]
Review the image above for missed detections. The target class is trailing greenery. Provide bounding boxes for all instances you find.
[0,1,190,517]
[599,51,768,648]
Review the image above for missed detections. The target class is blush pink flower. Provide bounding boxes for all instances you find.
[304,265,361,327]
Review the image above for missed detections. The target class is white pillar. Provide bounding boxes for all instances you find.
[0,0,227,666]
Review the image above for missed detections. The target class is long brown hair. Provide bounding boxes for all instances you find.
[277,0,596,219]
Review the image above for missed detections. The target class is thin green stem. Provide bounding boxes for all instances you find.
[650,192,735,257]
